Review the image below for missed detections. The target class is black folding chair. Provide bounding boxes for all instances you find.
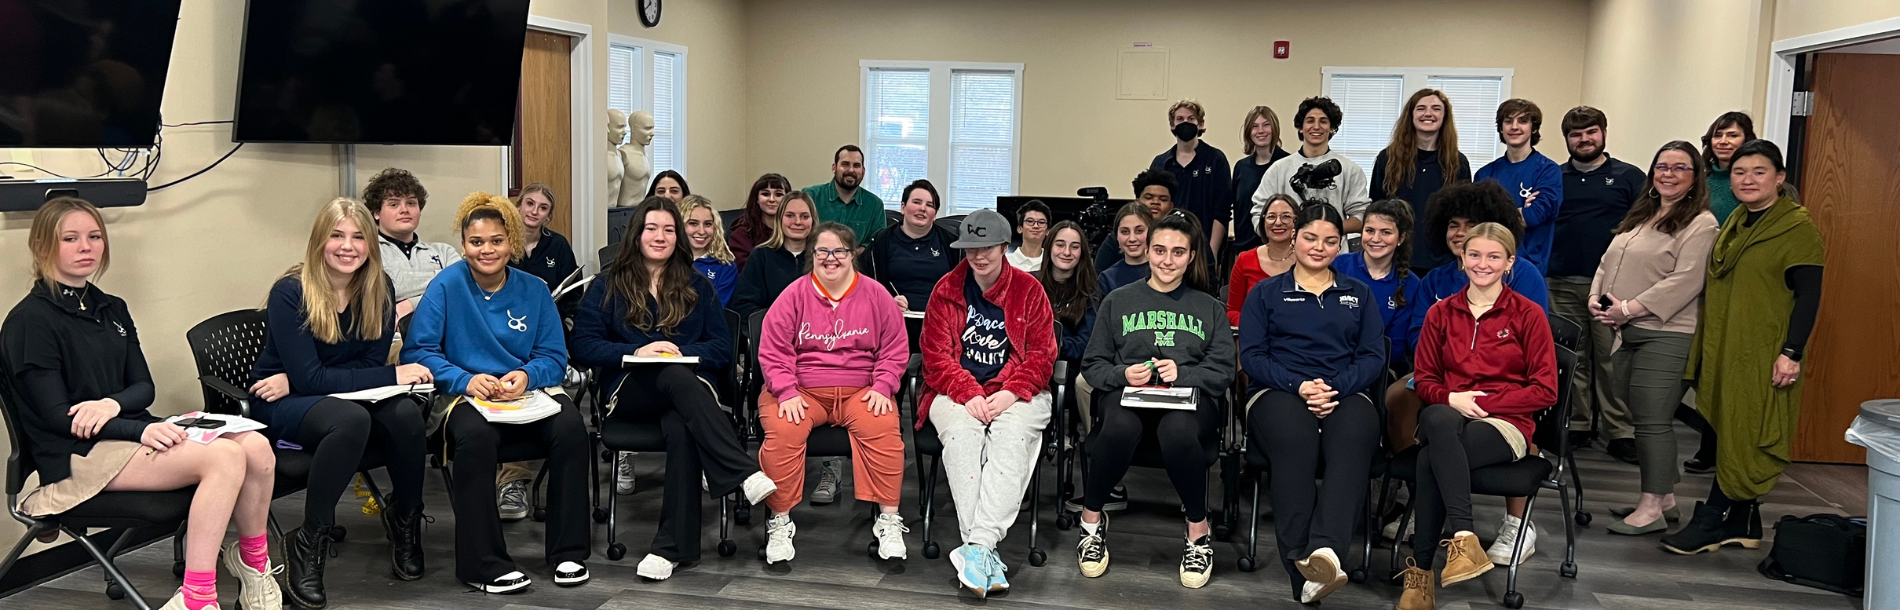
[1056,367,1241,538]
[1547,313,1582,351]
[934,214,966,236]
[1544,313,1591,527]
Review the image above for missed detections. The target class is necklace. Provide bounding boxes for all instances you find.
[1265,243,1294,262]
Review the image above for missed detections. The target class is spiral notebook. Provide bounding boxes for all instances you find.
[1121,386,1197,410]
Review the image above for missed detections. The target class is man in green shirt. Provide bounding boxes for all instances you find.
[803,144,887,241]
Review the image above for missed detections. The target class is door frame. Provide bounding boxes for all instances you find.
[1764,15,1900,148]
[502,15,598,269]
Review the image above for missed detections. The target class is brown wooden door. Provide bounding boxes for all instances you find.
[517,29,573,237]
[1793,53,1900,464]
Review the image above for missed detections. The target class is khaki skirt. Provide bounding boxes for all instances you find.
[20,440,142,517]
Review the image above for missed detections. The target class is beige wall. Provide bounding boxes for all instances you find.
[1580,0,1776,162]
[609,0,752,210]
[1776,0,1900,40]
[742,0,1592,201]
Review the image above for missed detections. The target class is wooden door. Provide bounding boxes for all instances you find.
[517,30,573,237]
[1793,53,1900,463]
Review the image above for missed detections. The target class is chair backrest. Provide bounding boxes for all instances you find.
[720,208,744,231]
[597,243,621,272]
[721,308,743,400]
[1532,344,1579,456]
[0,362,37,497]
[935,214,965,237]
[884,209,902,229]
[185,309,270,415]
[1547,313,1582,351]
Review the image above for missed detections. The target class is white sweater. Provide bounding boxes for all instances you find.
[379,235,464,302]
[1248,147,1371,230]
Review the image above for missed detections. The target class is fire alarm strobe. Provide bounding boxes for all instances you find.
[1274,41,1290,59]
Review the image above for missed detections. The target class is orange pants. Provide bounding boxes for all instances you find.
[757,386,904,513]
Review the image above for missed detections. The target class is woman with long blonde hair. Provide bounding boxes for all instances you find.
[677,194,740,305]
[1373,88,1470,270]
[249,197,434,607]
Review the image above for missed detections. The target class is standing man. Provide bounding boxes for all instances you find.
[804,145,886,243]
[1548,107,1646,460]
[1475,99,1564,274]
[1151,100,1232,258]
[1253,97,1371,236]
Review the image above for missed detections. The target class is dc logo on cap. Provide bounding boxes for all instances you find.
[967,224,987,238]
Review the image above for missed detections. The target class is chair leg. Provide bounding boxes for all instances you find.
[360,472,389,509]
[64,526,152,610]
[1505,490,1541,604]
[531,463,549,519]
[919,453,936,554]
[0,524,40,579]
[1389,494,1412,579]
[172,521,186,577]
[1245,472,1261,566]
[1567,453,1588,526]
[589,433,602,517]
[1027,453,1044,566]
[1558,481,1578,578]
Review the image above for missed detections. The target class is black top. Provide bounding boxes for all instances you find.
[2,282,161,484]
[1370,148,1472,270]
[249,276,398,439]
[1230,147,1289,250]
[729,245,809,320]
[381,231,420,257]
[1150,140,1232,242]
[1548,155,1646,278]
[511,227,580,292]
[859,223,962,310]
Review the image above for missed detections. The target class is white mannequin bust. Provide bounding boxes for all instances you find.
[607,109,629,210]
[617,110,655,208]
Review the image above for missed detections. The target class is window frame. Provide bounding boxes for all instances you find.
[1319,66,1514,169]
[859,60,1024,212]
[609,35,689,179]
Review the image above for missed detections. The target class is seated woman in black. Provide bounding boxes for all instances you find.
[729,191,817,319]
[570,197,778,581]
[2,198,280,610]
[511,183,580,292]
[248,197,433,607]
[402,193,591,594]
[1238,203,1385,604]
[860,179,961,312]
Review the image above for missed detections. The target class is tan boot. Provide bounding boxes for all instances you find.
[1396,558,1435,610]
[1438,530,1494,587]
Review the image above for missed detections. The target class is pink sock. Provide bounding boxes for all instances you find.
[181,569,217,610]
[238,534,270,572]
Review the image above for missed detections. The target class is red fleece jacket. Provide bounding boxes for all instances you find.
[1413,285,1558,442]
[918,261,1056,429]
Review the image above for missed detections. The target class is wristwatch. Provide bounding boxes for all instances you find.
[1781,347,1804,362]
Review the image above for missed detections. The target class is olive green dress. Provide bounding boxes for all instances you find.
[1684,195,1824,500]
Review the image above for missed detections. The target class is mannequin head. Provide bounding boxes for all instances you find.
[608,109,628,145]
[628,110,655,147]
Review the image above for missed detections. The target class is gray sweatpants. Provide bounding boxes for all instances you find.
[929,392,1053,548]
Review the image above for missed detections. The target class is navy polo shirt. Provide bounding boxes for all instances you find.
[1150,140,1231,241]
[959,274,1011,383]
[1548,155,1647,278]
[887,228,956,309]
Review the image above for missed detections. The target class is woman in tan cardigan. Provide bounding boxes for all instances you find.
[1589,140,1719,535]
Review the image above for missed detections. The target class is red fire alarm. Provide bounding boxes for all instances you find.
[1274,41,1290,59]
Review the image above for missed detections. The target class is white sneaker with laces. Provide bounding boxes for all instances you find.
[1383,515,1415,541]
[219,540,282,610]
[615,452,637,495]
[1487,515,1536,565]
[765,514,797,564]
[157,589,219,610]
[812,459,842,504]
[497,480,530,522]
[872,512,909,560]
[636,553,677,580]
[742,471,778,505]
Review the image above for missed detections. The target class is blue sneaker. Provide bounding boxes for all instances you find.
[950,544,991,598]
[986,549,1009,594]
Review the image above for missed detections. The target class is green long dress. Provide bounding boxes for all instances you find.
[1684,195,1824,500]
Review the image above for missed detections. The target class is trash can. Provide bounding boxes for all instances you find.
[1848,399,1900,609]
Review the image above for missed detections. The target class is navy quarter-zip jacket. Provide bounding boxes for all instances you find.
[1238,271,1387,398]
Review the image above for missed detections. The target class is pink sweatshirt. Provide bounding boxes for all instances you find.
[759,273,910,404]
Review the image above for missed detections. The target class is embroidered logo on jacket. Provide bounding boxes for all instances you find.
[507,310,528,332]
[1339,295,1360,309]
[545,257,556,267]
[1496,328,1511,339]
[113,321,126,337]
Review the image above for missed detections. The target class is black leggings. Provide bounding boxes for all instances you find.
[1410,404,1518,568]
[288,396,428,528]
[1084,389,1220,522]
[445,393,592,582]
[1249,390,1380,586]
[609,364,758,562]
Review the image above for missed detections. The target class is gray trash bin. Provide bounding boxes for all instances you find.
[1848,399,1900,609]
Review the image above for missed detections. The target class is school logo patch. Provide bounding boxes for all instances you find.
[507,310,528,333]
[113,321,126,337]
[931,248,941,258]
[1605,177,1616,186]
[1155,331,1176,347]
[1339,295,1360,309]
[545,257,556,268]
[1497,328,1511,339]
[1387,296,1398,310]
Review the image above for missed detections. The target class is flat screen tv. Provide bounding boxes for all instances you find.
[0,0,186,148]
[233,0,532,145]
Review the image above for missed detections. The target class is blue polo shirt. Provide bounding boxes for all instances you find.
[1151,140,1232,241]
[1333,252,1423,367]
[882,227,956,309]
[1548,155,1646,279]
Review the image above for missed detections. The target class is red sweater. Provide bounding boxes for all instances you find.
[918,261,1057,429]
[1226,249,1282,327]
[1413,285,1558,442]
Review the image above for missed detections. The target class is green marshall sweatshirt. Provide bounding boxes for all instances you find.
[1081,280,1235,399]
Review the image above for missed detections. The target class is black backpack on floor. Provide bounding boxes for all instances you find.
[1757,513,1866,597]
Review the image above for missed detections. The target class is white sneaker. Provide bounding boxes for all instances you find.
[615,452,636,495]
[553,561,589,587]
[219,540,283,610]
[467,570,532,594]
[1487,515,1536,565]
[1300,580,1326,604]
[812,459,842,505]
[765,514,797,564]
[1294,547,1346,602]
[742,471,778,505]
[872,512,909,560]
[1383,516,1415,542]
[498,480,530,521]
[636,554,677,580]
[157,589,219,610]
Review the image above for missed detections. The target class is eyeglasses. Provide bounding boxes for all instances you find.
[1653,163,1695,174]
[813,248,853,260]
[1020,219,1048,227]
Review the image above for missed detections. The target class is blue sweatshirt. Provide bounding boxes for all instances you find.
[1053,294,1099,362]
[1097,260,1150,297]
[250,276,398,439]
[1332,252,1422,368]
[693,256,739,306]
[1407,261,1550,354]
[1475,151,1564,274]
[401,262,567,396]
[1238,272,1386,398]
[570,273,731,397]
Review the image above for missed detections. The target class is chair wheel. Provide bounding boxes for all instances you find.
[593,508,609,523]
[606,543,627,561]
[757,545,767,561]
[1213,524,1231,540]
[735,505,751,526]
[600,449,614,463]
[1056,513,1074,531]
[329,525,348,542]
[865,540,880,557]
[532,508,548,522]
[1560,562,1577,578]
[105,582,124,600]
[718,539,737,557]
[173,561,186,577]
[1236,555,1256,572]
[1503,591,1525,608]
[922,542,940,560]
[1575,511,1593,527]
[1349,567,1368,583]
[1028,549,1046,567]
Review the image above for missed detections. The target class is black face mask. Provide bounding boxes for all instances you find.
[1172,121,1201,142]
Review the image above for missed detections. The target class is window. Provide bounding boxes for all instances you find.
[609,36,687,181]
[1320,67,1513,171]
[861,61,1023,212]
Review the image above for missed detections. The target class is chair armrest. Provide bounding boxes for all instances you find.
[199,375,247,402]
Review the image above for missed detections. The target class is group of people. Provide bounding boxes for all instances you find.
[0,88,1823,610]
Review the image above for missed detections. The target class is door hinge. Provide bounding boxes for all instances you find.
[1792,91,1813,117]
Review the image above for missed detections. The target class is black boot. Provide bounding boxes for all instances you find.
[381,503,428,580]
[286,524,334,609]
[1720,501,1763,548]
[1660,502,1730,555]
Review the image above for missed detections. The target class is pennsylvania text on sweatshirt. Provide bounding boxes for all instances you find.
[758,273,910,404]
[401,262,567,396]
[1331,252,1422,369]
[250,276,398,440]
[1082,281,1235,398]
[1412,285,1559,443]
[1238,272,1387,398]
[569,273,732,397]
[1474,151,1564,274]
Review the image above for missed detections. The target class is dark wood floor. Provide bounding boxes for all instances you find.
[1,422,1869,610]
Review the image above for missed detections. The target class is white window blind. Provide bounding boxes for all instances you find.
[864,68,930,204]
[1427,76,1505,168]
[1326,75,1405,170]
[607,36,687,179]
[947,70,1017,211]
[861,61,1022,212]
[651,51,681,175]
[1322,67,1513,173]
[608,45,640,125]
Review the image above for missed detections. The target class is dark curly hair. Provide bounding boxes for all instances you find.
[1424,181,1522,257]
[1296,96,1343,133]
[1132,167,1177,199]
[362,168,428,212]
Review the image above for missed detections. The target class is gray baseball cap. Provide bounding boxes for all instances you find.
[950,208,1011,249]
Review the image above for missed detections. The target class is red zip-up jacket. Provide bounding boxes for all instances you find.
[1413,285,1558,442]
[918,261,1057,430]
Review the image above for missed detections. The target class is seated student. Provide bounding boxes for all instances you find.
[647,169,690,203]
[1075,213,1234,589]
[366,168,460,321]
[2,198,281,610]
[402,193,591,594]
[1097,202,1153,296]
[860,179,961,312]
[1227,193,1299,326]
[249,198,431,608]
[678,195,740,306]
[729,191,817,320]
[729,173,791,269]
[570,197,777,581]
[755,222,911,564]
[1040,221,1122,510]
[1397,223,1557,610]
[1239,203,1386,604]
[1334,199,1424,372]
[918,209,1057,597]
[511,183,580,292]
[1006,200,1051,273]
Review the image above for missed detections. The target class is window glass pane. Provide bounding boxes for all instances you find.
[869,143,927,204]
[865,68,930,204]
[948,70,1016,211]
[1427,76,1505,168]
[652,51,679,175]
[608,45,641,143]
[1325,74,1404,170]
